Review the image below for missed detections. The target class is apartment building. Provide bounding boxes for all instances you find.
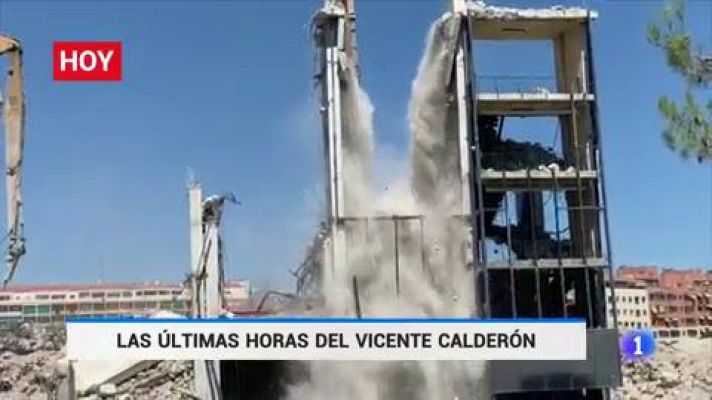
[606,286,651,331]
[0,280,249,326]
[616,265,660,287]
[612,266,712,337]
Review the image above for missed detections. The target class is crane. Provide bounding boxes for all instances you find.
[0,35,25,286]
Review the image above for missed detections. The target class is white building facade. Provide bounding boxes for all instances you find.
[606,286,651,331]
[0,280,249,326]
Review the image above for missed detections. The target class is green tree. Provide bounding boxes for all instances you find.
[647,0,711,161]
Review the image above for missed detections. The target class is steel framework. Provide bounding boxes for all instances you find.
[459,3,621,398]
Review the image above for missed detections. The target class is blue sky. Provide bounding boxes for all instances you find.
[0,0,709,289]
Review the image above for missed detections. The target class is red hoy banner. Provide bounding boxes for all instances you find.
[53,41,122,81]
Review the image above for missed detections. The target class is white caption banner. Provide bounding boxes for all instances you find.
[67,319,586,361]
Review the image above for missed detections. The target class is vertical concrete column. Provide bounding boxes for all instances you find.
[188,183,203,316]
[187,183,221,399]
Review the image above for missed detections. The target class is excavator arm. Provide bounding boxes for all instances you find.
[0,36,25,286]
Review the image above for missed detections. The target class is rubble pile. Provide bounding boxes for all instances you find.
[0,323,195,399]
[2,321,709,399]
[615,337,712,400]
[78,361,195,400]
[113,361,194,399]
[0,323,68,399]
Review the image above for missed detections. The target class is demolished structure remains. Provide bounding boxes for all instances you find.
[0,35,26,286]
[467,1,622,397]
[290,0,621,399]
[2,0,629,398]
[187,182,240,399]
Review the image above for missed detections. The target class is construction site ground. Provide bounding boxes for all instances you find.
[1,323,710,399]
[614,337,712,400]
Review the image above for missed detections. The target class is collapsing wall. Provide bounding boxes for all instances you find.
[325,13,475,319]
[320,65,378,315]
[233,2,619,398]
[287,13,485,400]
[409,13,473,318]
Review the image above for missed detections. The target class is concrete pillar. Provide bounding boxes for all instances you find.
[187,183,221,399]
[188,182,203,316]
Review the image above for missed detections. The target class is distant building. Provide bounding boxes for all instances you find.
[606,286,651,331]
[616,265,660,287]
[659,268,710,290]
[609,266,712,338]
[0,280,249,326]
[649,269,711,337]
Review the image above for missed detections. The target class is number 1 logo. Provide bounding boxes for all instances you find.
[621,330,655,360]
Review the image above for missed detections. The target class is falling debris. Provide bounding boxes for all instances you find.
[407,11,475,318]
[289,11,485,400]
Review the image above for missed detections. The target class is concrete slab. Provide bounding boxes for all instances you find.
[466,3,597,40]
[476,92,594,116]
